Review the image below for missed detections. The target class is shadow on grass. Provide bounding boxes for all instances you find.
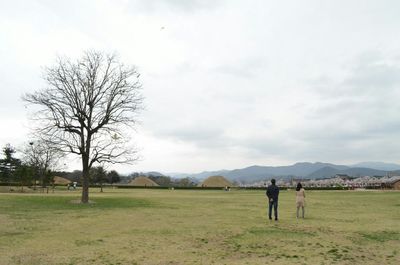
[217,225,318,262]
[0,195,156,215]
[360,231,400,242]
[248,226,316,237]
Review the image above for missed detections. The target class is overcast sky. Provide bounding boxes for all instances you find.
[1,0,400,174]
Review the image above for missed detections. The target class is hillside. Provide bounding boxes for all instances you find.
[306,166,387,179]
[224,162,349,182]
[351,162,400,171]
[178,162,397,183]
[186,162,349,182]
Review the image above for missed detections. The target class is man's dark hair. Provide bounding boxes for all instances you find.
[296,182,302,191]
[271,179,276,185]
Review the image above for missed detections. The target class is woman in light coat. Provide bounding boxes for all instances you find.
[296,182,306,218]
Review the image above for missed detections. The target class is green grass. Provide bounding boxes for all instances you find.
[0,189,399,264]
[1,195,155,213]
[361,231,400,242]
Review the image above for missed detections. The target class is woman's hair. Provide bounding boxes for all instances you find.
[296,182,302,191]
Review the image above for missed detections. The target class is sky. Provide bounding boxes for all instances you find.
[1,0,400,174]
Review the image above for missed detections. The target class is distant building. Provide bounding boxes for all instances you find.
[393,179,400,190]
[382,178,400,190]
[290,178,310,186]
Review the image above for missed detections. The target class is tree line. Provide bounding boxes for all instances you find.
[0,142,58,191]
[127,173,197,187]
[0,142,196,190]
[0,142,122,192]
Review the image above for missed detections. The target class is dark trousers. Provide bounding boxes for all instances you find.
[268,200,278,220]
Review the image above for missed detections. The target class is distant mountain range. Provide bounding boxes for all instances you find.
[167,162,400,183]
[350,162,400,171]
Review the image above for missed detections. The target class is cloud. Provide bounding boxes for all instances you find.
[152,125,227,148]
[288,51,400,163]
[127,0,222,14]
[212,56,268,79]
[142,50,400,168]
[314,51,400,98]
[2,1,400,173]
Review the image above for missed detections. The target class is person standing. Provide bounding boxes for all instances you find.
[266,179,280,220]
[296,182,306,218]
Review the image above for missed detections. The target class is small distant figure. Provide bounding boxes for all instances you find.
[266,179,280,221]
[67,182,77,190]
[296,182,306,218]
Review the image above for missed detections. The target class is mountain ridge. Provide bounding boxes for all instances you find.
[167,161,400,182]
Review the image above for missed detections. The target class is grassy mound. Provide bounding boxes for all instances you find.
[53,176,71,185]
[199,175,233,187]
[129,176,159,187]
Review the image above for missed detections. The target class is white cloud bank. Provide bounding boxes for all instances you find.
[1,0,400,173]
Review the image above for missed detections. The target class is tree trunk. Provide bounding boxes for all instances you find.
[81,156,90,203]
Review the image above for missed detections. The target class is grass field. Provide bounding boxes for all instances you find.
[0,188,399,265]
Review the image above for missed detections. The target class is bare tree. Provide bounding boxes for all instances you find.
[23,51,143,203]
[23,140,64,188]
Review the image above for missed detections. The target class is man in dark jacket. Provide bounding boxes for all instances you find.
[266,178,279,220]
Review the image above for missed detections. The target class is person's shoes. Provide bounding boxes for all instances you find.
[275,218,278,221]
